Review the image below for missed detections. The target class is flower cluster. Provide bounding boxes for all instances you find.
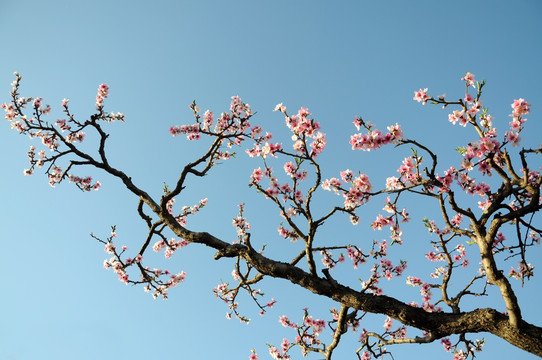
[95,83,109,110]
[213,280,270,324]
[322,170,373,215]
[347,246,367,269]
[277,224,300,242]
[393,155,425,189]
[320,250,346,269]
[141,270,187,300]
[3,74,135,191]
[68,174,101,191]
[173,197,207,226]
[99,228,187,300]
[413,88,430,105]
[270,104,327,158]
[283,161,307,181]
[371,215,404,244]
[360,256,407,296]
[249,349,258,360]
[349,122,403,152]
[250,165,307,207]
[268,309,328,358]
[29,130,59,151]
[170,96,253,146]
[169,123,200,140]
[245,131,277,158]
[22,147,42,175]
[103,111,126,122]
[65,131,86,143]
[152,238,189,258]
[508,261,535,281]
[32,96,51,115]
[504,98,530,147]
[232,203,251,240]
[268,338,292,360]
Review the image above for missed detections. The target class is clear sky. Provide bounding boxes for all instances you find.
[1,1,541,359]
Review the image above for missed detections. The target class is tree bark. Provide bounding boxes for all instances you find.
[207,230,542,357]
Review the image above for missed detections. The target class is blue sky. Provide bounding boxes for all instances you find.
[1,1,541,359]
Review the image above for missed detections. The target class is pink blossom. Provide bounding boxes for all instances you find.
[509,261,535,280]
[309,132,327,157]
[202,110,214,130]
[480,113,493,128]
[441,338,452,352]
[347,247,366,269]
[261,142,282,158]
[32,97,43,108]
[448,110,467,126]
[509,118,524,131]
[95,83,109,109]
[383,316,393,331]
[413,88,430,105]
[425,251,441,262]
[387,123,403,140]
[268,346,280,359]
[278,315,291,327]
[281,338,290,352]
[349,126,398,152]
[453,350,466,360]
[451,214,463,227]
[352,116,363,131]
[251,167,263,182]
[478,198,492,211]
[511,98,530,117]
[468,101,482,116]
[385,176,403,190]
[283,162,296,177]
[461,72,475,87]
[321,177,342,191]
[246,145,261,158]
[55,119,71,131]
[406,276,423,286]
[104,242,116,254]
[294,170,307,181]
[340,169,354,182]
[294,190,303,202]
[273,103,286,113]
[153,240,166,252]
[371,214,394,230]
[505,131,521,147]
[65,131,86,143]
[250,125,263,139]
[477,160,491,176]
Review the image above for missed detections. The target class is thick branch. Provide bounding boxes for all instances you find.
[162,213,542,356]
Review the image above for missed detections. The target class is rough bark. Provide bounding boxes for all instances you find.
[168,216,542,357]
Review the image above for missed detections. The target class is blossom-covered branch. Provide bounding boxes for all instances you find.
[4,72,542,360]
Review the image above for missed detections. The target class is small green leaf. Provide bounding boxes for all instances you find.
[455,146,467,154]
